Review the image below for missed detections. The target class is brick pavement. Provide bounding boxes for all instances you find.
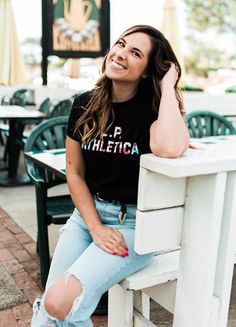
[0,207,107,327]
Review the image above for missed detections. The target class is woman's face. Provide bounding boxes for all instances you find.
[105,32,152,86]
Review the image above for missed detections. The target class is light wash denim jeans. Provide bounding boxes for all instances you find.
[31,197,154,327]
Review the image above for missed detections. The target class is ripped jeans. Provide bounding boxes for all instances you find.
[31,197,155,326]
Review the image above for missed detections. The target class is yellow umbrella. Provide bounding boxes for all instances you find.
[160,0,185,78]
[0,0,25,85]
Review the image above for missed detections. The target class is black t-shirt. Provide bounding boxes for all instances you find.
[66,90,157,204]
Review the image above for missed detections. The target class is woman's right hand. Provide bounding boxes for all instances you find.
[90,225,129,257]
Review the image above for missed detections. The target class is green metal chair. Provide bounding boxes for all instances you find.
[186,111,236,138]
[1,88,29,106]
[24,117,74,288]
[22,97,53,137]
[0,89,30,165]
[38,97,53,116]
[10,89,29,106]
[49,98,73,117]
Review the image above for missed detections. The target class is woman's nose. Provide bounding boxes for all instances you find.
[116,47,127,59]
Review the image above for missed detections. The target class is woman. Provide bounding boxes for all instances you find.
[31,25,189,326]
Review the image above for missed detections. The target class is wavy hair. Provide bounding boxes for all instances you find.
[75,25,184,143]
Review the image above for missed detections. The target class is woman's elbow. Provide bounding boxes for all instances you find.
[150,142,189,158]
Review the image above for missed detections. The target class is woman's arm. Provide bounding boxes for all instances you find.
[66,136,128,256]
[150,63,190,158]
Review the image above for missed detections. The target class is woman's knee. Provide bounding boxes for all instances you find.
[44,274,83,321]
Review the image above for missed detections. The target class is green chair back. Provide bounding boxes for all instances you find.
[38,97,53,116]
[1,88,29,106]
[10,88,29,107]
[24,116,68,184]
[186,111,236,138]
[49,98,72,117]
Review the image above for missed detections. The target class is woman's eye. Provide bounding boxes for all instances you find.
[117,40,125,47]
[132,50,141,58]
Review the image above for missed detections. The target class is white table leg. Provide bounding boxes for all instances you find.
[213,171,236,327]
[173,172,226,327]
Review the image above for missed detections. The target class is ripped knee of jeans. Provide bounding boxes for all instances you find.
[44,273,84,321]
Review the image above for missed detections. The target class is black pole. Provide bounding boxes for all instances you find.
[41,0,48,85]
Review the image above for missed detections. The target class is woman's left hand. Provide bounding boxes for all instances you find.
[160,62,179,92]
[90,224,128,257]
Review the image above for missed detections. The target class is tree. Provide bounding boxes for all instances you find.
[184,39,227,78]
[183,0,236,34]
[182,0,236,82]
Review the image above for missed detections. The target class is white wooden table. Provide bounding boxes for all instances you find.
[134,134,236,327]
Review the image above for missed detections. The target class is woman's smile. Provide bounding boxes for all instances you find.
[111,59,127,70]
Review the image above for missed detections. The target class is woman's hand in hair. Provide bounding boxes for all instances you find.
[160,62,179,92]
[90,225,129,257]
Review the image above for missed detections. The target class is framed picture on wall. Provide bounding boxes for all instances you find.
[44,0,110,58]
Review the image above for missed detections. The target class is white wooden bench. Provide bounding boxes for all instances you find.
[108,141,236,327]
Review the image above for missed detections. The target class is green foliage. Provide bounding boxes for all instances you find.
[181,85,204,92]
[225,88,236,93]
[183,0,236,33]
[184,37,228,78]
[182,0,236,78]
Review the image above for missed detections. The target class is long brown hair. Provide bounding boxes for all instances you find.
[75,25,184,143]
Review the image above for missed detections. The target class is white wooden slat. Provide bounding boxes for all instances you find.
[120,250,179,291]
[138,168,186,210]
[143,281,177,314]
[108,284,133,327]
[134,292,150,320]
[140,145,236,178]
[135,208,183,254]
[134,310,157,327]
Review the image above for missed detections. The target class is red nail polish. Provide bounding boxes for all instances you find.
[112,251,116,255]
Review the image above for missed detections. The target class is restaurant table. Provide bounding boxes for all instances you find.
[24,148,66,179]
[0,105,46,186]
[25,135,236,326]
